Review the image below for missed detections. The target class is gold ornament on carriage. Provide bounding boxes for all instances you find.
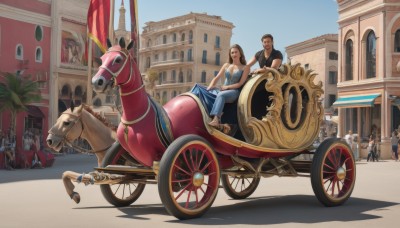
[238,63,324,149]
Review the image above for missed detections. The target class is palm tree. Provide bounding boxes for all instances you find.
[0,72,42,136]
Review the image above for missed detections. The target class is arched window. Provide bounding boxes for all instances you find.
[366,31,376,79]
[35,47,42,63]
[181,33,185,42]
[172,91,177,98]
[61,85,71,98]
[172,33,177,43]
[395,29,400,52]
[180,51,184,62]
[93,98,102,107]
[187,49,192,61]
[189,30,193,44]
[345,39,353,81]
[186,70,192,82]
[215,36,220,48]
[201,71,207,83]
[35,25,43,41]
[146,57,151,68]
[215,52,220,66]
[202,50,207,64]
[204,33,208,43]
[179,71,184,83]
[16,44,23,60]
[172,70,176,82]
[163,35,167,44]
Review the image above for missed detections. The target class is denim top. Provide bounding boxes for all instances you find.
[224,69,243,86]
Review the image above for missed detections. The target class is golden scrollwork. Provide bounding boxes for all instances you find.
[238,63,324,149]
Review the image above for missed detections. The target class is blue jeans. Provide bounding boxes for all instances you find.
[210,89,239,117]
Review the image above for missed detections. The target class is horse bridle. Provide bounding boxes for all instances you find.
[48,113,110,154]
[99,49,133,87]
[99,48,150,126]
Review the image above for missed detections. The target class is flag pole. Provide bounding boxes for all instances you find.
[109,0,115,44]
[86,32,93,106]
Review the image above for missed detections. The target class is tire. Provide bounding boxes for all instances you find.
[100,142,145,207]
[158,135,220,220]
[221,171,260,199]
[311,138,356,207]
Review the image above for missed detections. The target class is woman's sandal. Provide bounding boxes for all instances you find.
[208,118,220,127]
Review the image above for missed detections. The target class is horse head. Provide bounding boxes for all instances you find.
[46,104,84,152]
[92,38,139,93]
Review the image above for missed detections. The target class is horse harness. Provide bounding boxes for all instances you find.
[48,112,110,154]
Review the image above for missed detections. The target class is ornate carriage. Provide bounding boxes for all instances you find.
[51,40,356,220]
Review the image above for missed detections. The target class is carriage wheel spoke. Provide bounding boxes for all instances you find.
[182,151,193,172]
[185,189,192,208]
[175,183,192,201]
[200,160,214,173]
[174,164,191,176]
[197,150,206,170]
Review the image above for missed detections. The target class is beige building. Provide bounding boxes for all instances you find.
[138,12,234,104]
[286,34,339,117]
[335,0,400,159]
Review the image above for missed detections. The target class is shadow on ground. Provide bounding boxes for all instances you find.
[116,195,397,225]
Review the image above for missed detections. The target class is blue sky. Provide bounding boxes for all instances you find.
[114,0,339,62]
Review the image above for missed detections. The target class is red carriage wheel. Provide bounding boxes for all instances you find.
[158,135,220,220]
[221,171,260,199]
[311,138,356,206]
[100,142,145,207]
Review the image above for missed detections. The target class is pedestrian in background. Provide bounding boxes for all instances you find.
[391,130,398,161]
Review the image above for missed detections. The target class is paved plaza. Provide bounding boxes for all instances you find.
[0,153,400,228]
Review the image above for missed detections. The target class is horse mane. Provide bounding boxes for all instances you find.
[81,104,118,131]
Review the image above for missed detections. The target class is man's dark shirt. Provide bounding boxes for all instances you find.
[255,48,283,68]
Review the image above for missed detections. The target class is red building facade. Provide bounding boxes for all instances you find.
[0,0,51,152]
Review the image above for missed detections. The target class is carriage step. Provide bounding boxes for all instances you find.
[95,165,155,175]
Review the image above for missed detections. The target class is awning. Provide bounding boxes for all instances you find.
[332,93,380,108]
[27,105,44,118]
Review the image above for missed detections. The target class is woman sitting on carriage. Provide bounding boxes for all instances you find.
[191,44,249,134]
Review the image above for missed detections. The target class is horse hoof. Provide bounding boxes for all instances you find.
[71,192,81,204]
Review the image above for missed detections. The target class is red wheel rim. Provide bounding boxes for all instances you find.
[321,143,355,200]
[169,141,219,211]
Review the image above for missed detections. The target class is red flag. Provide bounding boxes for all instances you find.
[87,0,110,53]
[130,0,139,61]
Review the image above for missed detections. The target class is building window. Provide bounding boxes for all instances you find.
[147,39,152,47]
[179,71,184,83]
[172,51,177,59]
[162,91,167,104]
[304,63,309,70]
[215,36,220,48]
[35,47,42,63]
[204,33,208,43]
[188,49,193,61]
[162,71,167,82]
[93,98,102,107]
[328,71,337,84]
[186,70,192,82]
[394,29,400,52]
[172,70,176,82]
[158,72,162,85]
[189,30,193,44]
[215,52,220,66]
[35,25,43,41]
[328,94,336,107]
[180,51,184,62]
[16,44,23,60]
[214,71,219,76]
[181,33,185,42]
[201,71,207,83]
[329,51,338,60]
[172,33,177,43]
[345,39,353,81]
[146,57,151,68]
[163,51,167,61]
[202,50,207,64]
[163,35,167,44]
[366,31,376,79]
[172,91,177,98]
[154,54,159,62]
